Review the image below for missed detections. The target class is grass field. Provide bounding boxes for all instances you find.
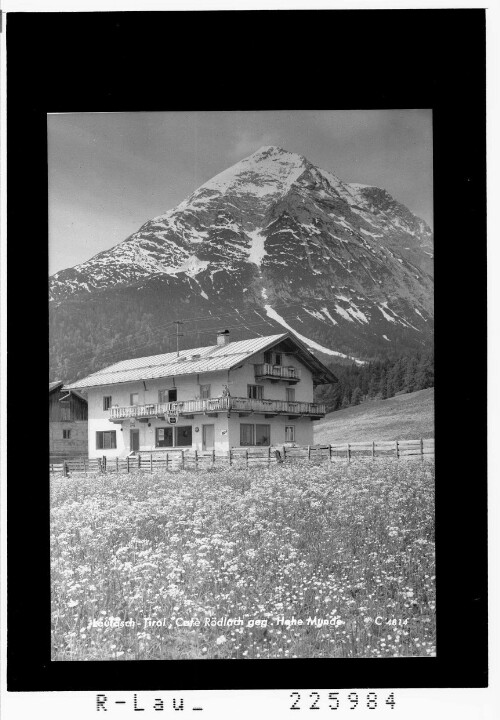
[51,460,435,660]
[314,388,434,445]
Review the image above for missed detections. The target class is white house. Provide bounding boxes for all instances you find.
[63,331,337,459]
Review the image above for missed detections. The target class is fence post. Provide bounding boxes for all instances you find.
[420,437,424,462]
[283,445,287,463]
[308,445,311,461]
[116,456,119,474]
[166,452,169,471]
[229,447,232,467]
[138,453,141,471]
[102,455,107,473]
[150,453,153,474]
[328,444,332,462]
[372,441,375,461]
[246,449,249,467]
[194,449,198,470]
[212,448,216,467]
[63,461,69,477]
[268,446,271,466]
[127,455,130,473]
[396,441,399,460]
[347,443,351,463]
[182,450,185,470]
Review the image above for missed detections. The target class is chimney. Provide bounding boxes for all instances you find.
[217,329,230,347]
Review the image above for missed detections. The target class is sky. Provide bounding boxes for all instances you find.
[48,110,433,275]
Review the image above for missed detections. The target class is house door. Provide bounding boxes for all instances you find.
[202,424,215,451]
[130,429,140,453]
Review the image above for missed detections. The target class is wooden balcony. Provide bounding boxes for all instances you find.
[254,363,301,383]
[109,396,325,421]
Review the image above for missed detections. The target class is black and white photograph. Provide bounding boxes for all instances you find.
[5,6,489,709]
[48,110,436,661]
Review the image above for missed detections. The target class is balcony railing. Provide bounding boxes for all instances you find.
[109,397,325,420]
[254,363,301,381]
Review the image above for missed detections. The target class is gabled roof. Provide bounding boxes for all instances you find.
[50,380,87,402]
[63,333,337,390]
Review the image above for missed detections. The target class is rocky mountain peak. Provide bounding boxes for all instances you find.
[49,147,434,379]
[184,144,310,204]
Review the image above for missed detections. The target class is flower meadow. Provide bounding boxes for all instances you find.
[50,460,435,660]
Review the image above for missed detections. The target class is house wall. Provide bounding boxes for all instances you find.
[227,414,314,448]
[228,352,314,402]
[86,352,317,458]
[87,373,232,458]
[49,420,88,458]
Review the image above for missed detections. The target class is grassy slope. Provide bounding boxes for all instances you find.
[314,388,434,444]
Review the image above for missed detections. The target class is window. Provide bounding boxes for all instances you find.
[255,424,271,446]
[62,429,71,439]
[156,426,173,447]
[248,384,263,400]
[264,350,283,366]
[240,423,271,446]
[286,387,295,402]
[96,431,117,450]
[285,425,295,443]
[130,393,139,406]
[200,384,211,399]
[240,424,254,446]
[103,396,112,411]
[159,389,177,403]
[156,426,192,447]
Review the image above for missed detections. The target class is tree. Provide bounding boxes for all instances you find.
[351,387,363,405]
[379,369,388,400]
[415,354,434,390]
[367,375,378,398]
[403,356,418,393]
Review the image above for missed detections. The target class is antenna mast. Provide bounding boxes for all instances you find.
[173,321,184,357]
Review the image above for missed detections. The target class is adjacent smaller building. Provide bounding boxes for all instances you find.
[49,381,88,460]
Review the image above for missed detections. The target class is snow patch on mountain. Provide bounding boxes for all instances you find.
[320,306,338,326]
[263,304,364,363]
[335,304,354,323]
[166,255,209,277]
[246,229,267,266]
[304,308,325,321]
[378,303,397,323]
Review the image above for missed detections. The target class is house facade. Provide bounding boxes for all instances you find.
[49,381,88,460]
[64,332,336,459]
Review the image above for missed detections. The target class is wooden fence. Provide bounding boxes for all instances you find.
[50,438,434,476]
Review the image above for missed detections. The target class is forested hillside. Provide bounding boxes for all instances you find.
[314,351,434,412]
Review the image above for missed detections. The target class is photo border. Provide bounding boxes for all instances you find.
[6,8,487,691]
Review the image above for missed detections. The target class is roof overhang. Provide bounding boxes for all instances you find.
[243,332,338,385]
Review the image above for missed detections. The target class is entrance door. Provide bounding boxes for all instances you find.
[130,429,140,453]
[202,424,215,451]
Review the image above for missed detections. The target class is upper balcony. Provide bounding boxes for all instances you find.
[109,396,325,421]
[254,363,301,383]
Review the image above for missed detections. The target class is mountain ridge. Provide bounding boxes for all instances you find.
[49,145,434,381]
